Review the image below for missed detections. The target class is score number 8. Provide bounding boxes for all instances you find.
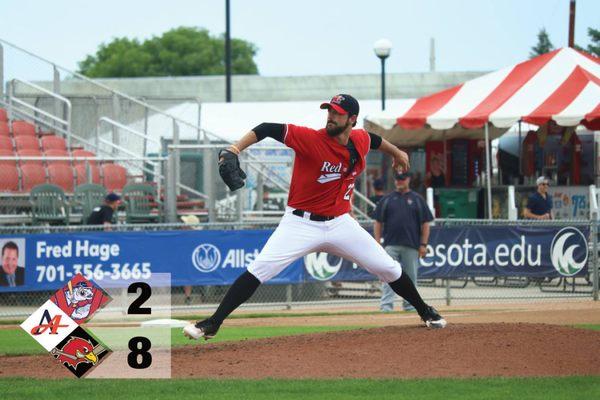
[127,282,152,369]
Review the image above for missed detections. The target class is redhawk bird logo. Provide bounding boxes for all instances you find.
[52,336,103,368]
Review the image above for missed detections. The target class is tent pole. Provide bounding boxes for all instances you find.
[443,131,447,185]
[518,120,522,178]
[485,122,493,219]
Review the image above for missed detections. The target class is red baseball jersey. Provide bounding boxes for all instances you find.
[283,124,371,216]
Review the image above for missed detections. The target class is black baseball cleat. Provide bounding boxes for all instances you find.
[183,318,221,340]
[419,306,447,329]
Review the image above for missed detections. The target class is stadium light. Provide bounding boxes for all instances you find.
[373,39,392,111]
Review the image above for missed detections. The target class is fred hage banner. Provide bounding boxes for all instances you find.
[0,230,302,292]
[0,224,590,292]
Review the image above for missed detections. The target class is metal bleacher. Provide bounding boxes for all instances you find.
[0,38,376,225]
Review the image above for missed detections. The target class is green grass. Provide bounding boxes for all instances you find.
[0,325,363,356]
[574,324,600,331]
[4,323,600,356]
[0,310,391,325]
[0,328,43,355]
[0,376,599,400]
[171,324,361,346]
[0,308,507,326]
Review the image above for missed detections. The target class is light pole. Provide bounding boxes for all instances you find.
[373,38,392,111]
[225,0,232,102]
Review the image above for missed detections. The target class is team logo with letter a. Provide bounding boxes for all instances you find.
[30,309,69,335]
[20,300,78,351]
[304,252,343,281]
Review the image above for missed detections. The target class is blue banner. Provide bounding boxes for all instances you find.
[302,225,591,281]
[0,224,590,292]
[0,230,301,292]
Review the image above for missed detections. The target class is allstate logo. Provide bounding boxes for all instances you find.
[304,252,343,281]
[191,244,221,273]
[550,227,588,277]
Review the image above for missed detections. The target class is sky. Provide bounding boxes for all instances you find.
[0,0,598,82]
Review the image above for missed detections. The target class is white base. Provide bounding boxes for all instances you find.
[140,319,189,328]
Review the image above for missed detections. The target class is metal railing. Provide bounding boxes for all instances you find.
[0,39,290,197]
[167,143,375,222]
[0,39,377,223]
[7,78,72,144]
[96,116,161,153]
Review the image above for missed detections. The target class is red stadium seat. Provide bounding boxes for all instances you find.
[0,149,16,166]
[48,164,75,192]
[0,108,7,122]
[14,136,40,151]
[11,120,36,137]
[41,135,67,151]
[20,164,47,191]
[17,149,43,165]
[0,122,9,137]
[75,163,101,185]
[0,165,19,192]
[44,149,70,166]
[72,149,97,165]
[101,164,127,191]
[0,136,13,150]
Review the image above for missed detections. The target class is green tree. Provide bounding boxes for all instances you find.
[78,27,258,77]
[585,27,600,57]
[530,28,555,58]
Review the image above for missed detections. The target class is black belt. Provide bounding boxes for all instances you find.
[292,209,335,221]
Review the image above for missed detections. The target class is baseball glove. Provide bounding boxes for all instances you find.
[218,149,247,191]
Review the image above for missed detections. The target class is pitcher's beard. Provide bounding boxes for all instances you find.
[326,120,350,137]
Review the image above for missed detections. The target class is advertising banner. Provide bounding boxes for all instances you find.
[0,230,301,292]
[301,225,590,281]
[0,224,590,292]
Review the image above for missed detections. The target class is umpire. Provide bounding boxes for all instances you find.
[374,172,433,312]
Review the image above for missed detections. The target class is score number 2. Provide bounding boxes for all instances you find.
[127,282,152,369]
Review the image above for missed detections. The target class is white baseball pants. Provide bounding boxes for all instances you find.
[247,207,403,283]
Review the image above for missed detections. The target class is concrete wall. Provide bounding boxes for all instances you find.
[24,71,487,101]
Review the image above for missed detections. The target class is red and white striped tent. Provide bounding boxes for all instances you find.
[364,47,600,147]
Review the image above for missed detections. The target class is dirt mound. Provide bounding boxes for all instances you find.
[173,323,600,379]
[2,323,599,379]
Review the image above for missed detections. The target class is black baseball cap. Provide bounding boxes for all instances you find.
[395,172,412,180]
[320,94,360,116]
[373,178,384,190]
[105,193,121,202]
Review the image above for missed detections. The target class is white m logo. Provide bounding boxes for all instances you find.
[304,252,343,281]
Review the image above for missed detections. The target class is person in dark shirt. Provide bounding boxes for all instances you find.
[374,172,434,311]
[367,178,385,218]
[426,156,446,188]
[524,176,553,220]
[87,193,121,228]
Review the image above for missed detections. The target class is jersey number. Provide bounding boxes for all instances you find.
[344,183,355,201]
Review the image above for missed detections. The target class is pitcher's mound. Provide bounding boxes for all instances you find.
[174,323,600,379]
[1,323,599,379]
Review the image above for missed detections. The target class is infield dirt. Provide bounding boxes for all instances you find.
[2,302,600,379]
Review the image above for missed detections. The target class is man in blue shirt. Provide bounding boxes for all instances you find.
[374,172,433,312]
[524,176,553,220]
